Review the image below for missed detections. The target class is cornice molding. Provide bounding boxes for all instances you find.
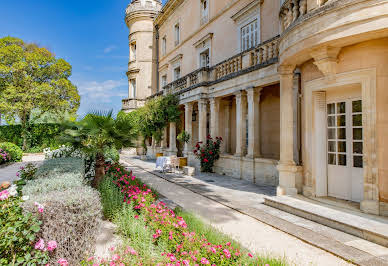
[193,33,213,48]
[231,0,263,22]
[169,53,183,64]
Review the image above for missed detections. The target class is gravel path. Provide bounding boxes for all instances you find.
[122,161,352,266]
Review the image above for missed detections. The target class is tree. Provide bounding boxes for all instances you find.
[0,36,80,150]
[60,110,136,187]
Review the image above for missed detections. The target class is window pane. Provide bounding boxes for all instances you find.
[337,115,346,127]
[328,116,335,127]
[338,154,347,166]
[338,141,346,153]
[354,155,363,168]
[353,128,363,140]
[353,114,362,127]
[337,102,346,114]
[328,141,336,152]
[327,103,335,114]
[328,128,336,139]
[338,128,346,139]
[328,153,336,165]
[353,142,363,154]
[352,100,362,113]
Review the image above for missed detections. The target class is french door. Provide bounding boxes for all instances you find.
[327,99,363,202]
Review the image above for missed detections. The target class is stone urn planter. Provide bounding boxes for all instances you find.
[179,157,188,167]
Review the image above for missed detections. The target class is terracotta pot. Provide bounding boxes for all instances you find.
[1,181,11,189]
[156,153,164,158]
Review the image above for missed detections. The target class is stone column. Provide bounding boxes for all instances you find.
[277,65,298,195]
[198,99,207,143]
[184,102,193,154]
[209,97,220,138]
[246,87,261,158]
[222,102,231,154]
[169,122,177,155]
[161,126,168,150]
[235,91,247,157]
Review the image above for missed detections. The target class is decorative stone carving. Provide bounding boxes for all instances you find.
[310,46,341,77]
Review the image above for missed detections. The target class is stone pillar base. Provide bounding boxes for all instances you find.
[361,200,380,215]
[277,163,303,196]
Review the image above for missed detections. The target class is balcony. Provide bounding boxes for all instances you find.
[122,98,146,111]
[152,36,280,98]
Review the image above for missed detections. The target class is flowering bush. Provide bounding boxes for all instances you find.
[0,193,50,265]
[86,162,282,266]
[0,148,10,165]
[193,136,223,172]
[0,142,23,162]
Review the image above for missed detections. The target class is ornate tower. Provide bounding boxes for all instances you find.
[122,0,162,112]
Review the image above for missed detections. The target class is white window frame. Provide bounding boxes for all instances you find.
[162,36,167,56]
[199,49,210,68]
[129,79,136,98]
[161,74,167,88]
[173,66,181,80]
[200,0,209,25]
[130,41,137,62]
[241,19,258,52]
[174,23,180,46]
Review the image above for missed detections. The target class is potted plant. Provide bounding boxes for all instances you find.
[193,135,223,173]
[177,131,191,144]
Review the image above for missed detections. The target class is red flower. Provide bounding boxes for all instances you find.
[209,151,213,155]
[203,159,209,163]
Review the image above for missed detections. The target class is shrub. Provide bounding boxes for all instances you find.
[14,163,38,194]
[23,186,102,265]
[193,136,222,172]
[0,147,10,165]
[0,196,50,265]
[0,123,61,151]
[0,142,23,162]
[22,173,85,197]
[35,157,85,179]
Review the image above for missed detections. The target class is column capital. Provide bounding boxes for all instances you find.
[198,98,208,105]
[278,64,296,75]
[184,101,194,109]
[246,86,263,96]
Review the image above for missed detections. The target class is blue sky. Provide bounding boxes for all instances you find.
[0,0,167,118]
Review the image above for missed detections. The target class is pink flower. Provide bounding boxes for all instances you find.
[47,240,57,251]
[34,239,45,250]
[34,202,44,213]
[112,254,120,261]
[57,258,68,266]
[0,190,9,201]
[134,215,139,219]
[223,249,231,258]
[210,247,216,253]
[170,256,176,262]
[87,257,94,262]
[182,260,190,265]
[156,229,162,234]
[200,258,210,265]
[248,253,253,258]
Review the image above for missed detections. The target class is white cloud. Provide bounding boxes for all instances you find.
[103,45,117,54]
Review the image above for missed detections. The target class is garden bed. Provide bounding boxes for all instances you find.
[90,162,288,266]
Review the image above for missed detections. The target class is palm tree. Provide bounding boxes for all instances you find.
[60,110,135,187]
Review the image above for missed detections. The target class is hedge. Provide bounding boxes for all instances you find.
[0,124,61,151]
[0,142,23,162]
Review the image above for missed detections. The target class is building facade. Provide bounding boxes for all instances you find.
[123,0,388,216]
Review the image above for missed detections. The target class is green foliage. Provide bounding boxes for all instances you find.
[0,197,50,265]
[98,174,124,220]
[177,130,191,143]
[14,163,38,194]
[0,123,62,151]
[0,142,23,162]
[0,36,80,150]
[193,136,223,172]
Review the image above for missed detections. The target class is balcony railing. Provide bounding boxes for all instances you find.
[280,0,339,32]
[153,36,280,98]
[122,98,145,110]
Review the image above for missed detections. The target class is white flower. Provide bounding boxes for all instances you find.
[22,195,30,201]
[8,184,18,196]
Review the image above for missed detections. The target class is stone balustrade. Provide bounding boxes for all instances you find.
[280,0,339,32]
[125,0,162,16]
[153,36,279,98]
[122,98,145,110]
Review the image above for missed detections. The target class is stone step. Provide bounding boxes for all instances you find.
[264,195,388,248]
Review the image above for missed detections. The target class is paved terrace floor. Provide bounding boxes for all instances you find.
[121,155,354,266]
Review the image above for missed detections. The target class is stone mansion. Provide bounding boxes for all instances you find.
[122,0,388,216]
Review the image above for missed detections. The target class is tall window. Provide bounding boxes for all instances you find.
[241,20,258,51]
[174,23,180,46]
[174,66,181,80]
[201,0,209,25]
[161,75,167,88]
[130,79,136,98]
[162,36,167,56]
[200,49,210,67]
[130,42,137,61]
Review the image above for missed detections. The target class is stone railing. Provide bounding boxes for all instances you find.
[153,36,279,97]
[280,0,338,32]
[122,98,146,110]
[125,0,162,16]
